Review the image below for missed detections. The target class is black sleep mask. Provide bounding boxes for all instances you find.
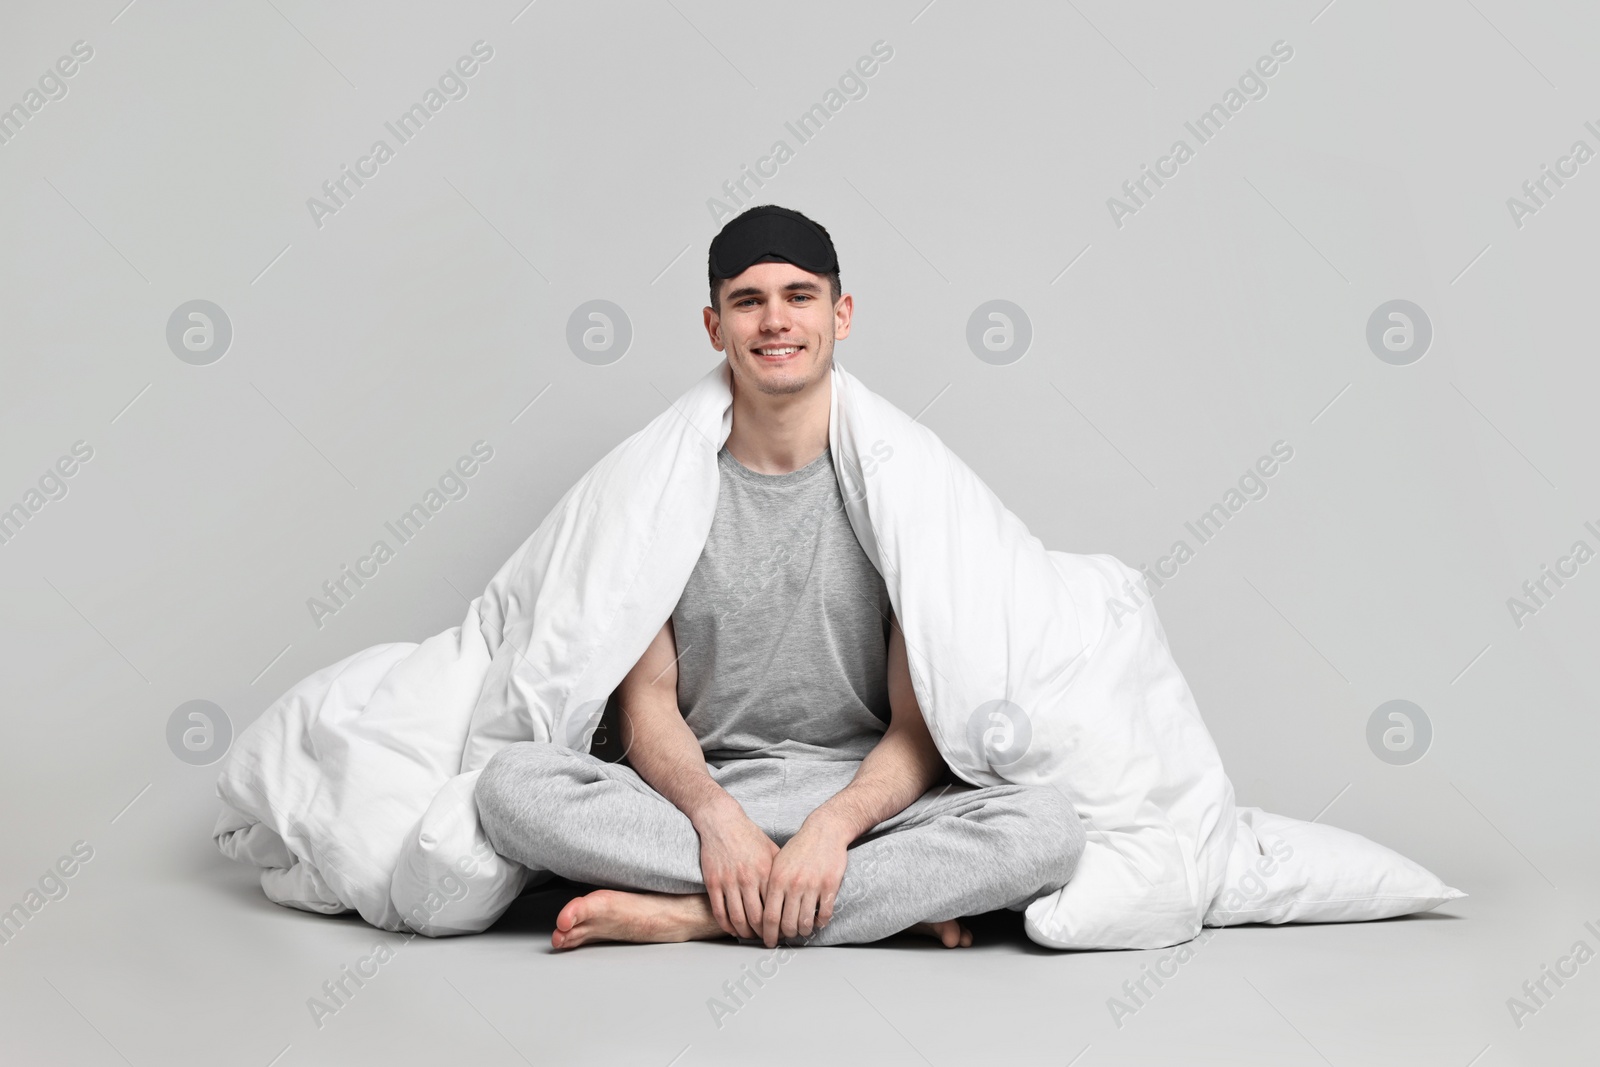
[708,205,839,279]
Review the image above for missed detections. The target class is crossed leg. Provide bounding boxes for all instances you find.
[474,743,1085,950]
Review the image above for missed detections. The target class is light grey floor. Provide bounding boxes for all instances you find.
[0,778,1591,1067]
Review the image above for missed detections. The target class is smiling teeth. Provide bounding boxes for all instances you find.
[759,347,799,356]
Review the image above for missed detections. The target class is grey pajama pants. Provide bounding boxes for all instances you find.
[475,743,1086,947]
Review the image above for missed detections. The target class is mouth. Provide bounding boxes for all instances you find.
[750,343,803,364]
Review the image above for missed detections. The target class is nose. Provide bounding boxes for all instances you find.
[759,298,793,335]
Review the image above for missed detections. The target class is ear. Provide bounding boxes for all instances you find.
[833,293,854,340]
[703,305,725,351]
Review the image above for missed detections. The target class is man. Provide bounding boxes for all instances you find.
[475,205,1084,950]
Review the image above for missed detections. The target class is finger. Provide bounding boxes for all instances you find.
[781,888,803,940]
[817,887,836,928]
[796,889,819,938]
[761,884,784,948]
[706,880,732,936]
[741,879,765,938]
[819,866,845,929]
[725,886,754,940]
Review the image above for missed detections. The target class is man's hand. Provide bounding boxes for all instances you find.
[616,617,781,940]
[694,799,781,940]
[759,815,851,948]
[753,613,949,948]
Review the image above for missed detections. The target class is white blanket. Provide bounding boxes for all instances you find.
[213,359,1449,948]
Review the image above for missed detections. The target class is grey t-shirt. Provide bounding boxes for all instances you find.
[671,444,892,762]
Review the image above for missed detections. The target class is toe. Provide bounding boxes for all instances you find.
[555,901,581,933]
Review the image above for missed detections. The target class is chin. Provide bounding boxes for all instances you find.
[752,375,809,396]
[734,349,830,396]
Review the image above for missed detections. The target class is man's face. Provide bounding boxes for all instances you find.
[703,261,852,397]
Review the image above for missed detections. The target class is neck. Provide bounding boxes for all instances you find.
[724,364,831,475]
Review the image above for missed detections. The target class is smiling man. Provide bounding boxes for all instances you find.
[475,204,1086,950]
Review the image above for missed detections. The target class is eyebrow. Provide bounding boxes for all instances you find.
[724,280,825,302]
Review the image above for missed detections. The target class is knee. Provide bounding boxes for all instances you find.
[1009,785,1086,888]
[475,742,563,831]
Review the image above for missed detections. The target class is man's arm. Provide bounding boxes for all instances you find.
[758,612,948,946]
[616,617,779,940]
[806,615,947,842]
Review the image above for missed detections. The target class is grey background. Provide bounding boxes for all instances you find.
[1,1,1596,1064]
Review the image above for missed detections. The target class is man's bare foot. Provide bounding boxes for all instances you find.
[908,919,973,947]
[551,890,727,950]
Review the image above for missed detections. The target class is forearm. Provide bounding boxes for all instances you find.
[803,722,947,844]
[804,611,950,845]
[619,696,740,829]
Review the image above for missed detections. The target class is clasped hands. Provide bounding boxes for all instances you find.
[693,798,856,949]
